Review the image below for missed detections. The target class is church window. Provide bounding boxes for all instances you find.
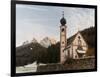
[62,28,64,32]
[75,55,77,58]
[78,36,82,46]
[62,42,64,44]
[78,40,81,45]
[77,36,83,50]
[68,50,70,58]
[78,36,80,39]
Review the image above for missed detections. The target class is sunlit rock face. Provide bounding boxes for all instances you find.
[40,37,56,48]
[50,38,56,45]
[40,37,51,48]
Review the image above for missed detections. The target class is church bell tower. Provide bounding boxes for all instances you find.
[60,11,67,64]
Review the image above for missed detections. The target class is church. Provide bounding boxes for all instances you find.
[60,12,88,64]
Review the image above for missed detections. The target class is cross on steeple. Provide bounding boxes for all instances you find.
[62,11,64,18]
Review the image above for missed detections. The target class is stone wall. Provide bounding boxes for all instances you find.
[37,58,95,72]
[63,57,95,70]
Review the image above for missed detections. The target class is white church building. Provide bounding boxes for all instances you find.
[60,12,88,64]
[64,31,88,59]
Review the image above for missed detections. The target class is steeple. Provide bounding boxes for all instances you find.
[60,11,66,26]
[60,11,67,64]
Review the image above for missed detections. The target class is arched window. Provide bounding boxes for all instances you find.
[68,50,70,58]
[62,28,64,32]
[78,36,82,46]
[77,36,83,50]
[75,55,77,59]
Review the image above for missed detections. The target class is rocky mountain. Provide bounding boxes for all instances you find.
[50,38,56,45]
[40,37,56,48]
[31,38,38,43]
[22,40,29,45]
[22,38,37,46]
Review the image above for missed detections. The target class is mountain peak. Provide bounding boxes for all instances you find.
[40,37,56,48]
[31,38,38,43]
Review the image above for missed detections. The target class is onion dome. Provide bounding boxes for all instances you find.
[60,11,66,25]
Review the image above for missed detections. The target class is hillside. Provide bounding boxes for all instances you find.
[81,26,95,48]
[16,43,48,66]
[81,27,95,56]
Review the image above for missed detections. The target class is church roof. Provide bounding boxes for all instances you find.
[67,31,87,46]
[67,34,77,46]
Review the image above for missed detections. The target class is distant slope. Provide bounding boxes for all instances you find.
[81,27,95,48]
[16,43,47,66]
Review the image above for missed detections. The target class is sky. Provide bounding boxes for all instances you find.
[16,4,95,47]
